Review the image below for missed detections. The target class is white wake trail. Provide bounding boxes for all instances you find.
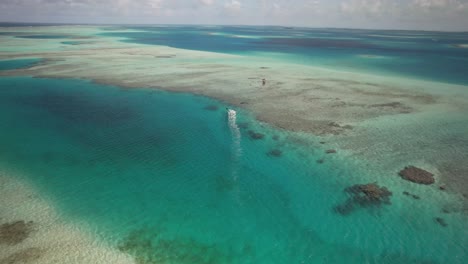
[227,108,242,180]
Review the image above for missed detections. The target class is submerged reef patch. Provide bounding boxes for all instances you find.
[155,55,176,58]
[262,38,376,49]
[16,90,136,125]
[203,105,219,111]
[306,121,354,135]
[0,221,34,246]
[237,122,249,129]
[16,35,68,39]
[334,183,392,215]
[434,217,448,227]
[328,122,353,131]
[247,130,265,140]
[402,191,420,200]
[118,228,238,264]
[368,101,413,113]
[267,149,282,157]
[215,175,237,192]
[61,41,95,45]
[0,58,42,71]
[399,166,435,185]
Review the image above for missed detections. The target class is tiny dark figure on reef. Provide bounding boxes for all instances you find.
[262,78,266,86]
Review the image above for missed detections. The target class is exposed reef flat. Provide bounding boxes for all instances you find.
[1,25,468,200]
[0,171,136,264]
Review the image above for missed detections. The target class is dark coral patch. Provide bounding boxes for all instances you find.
[155,55,176,58]
[237,122,249,129]
[203,105,219,111]
[346,183,392,204]
[442,208,451,214]
[0,221,34,245]
[17,90,136,125]
[262,38,376,49]
[247,130,265,140]
[402,191,420,200]
[215,175,237,192]
[399,166,435,185]
[334,183,392,215]
[267,149,282,157]
[434,217,448,227]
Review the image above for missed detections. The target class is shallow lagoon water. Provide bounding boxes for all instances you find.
[101,26,468,85]
[0,58,41,71]
[0,77,466,263]
[16,34,69,39]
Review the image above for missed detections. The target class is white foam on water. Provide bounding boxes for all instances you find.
[227,108,242,180]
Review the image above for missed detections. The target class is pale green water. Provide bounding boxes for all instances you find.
[0,76,466,263]
[0,58,41,70]
[101,26,468,85]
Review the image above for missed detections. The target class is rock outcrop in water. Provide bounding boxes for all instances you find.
[334,183,392,215]
[399,166,435,185]
[0,220,34,245]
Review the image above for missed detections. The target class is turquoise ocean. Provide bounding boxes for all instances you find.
[1,26,468,263]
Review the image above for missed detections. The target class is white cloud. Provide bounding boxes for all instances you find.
[413,0,453,8]
[411,0,468,11]
[337,0,468,30]
[224,0,241,12]
[199,0,215,5]
[273,3,281,11]
[147,0,163,9]
[0,0,466,31]
[340,0,395,17]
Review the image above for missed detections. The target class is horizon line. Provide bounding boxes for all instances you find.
[0,21,467,33]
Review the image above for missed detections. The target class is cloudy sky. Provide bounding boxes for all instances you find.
[1,0,467,31]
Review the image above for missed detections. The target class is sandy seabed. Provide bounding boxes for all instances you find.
[0,171,136,264]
